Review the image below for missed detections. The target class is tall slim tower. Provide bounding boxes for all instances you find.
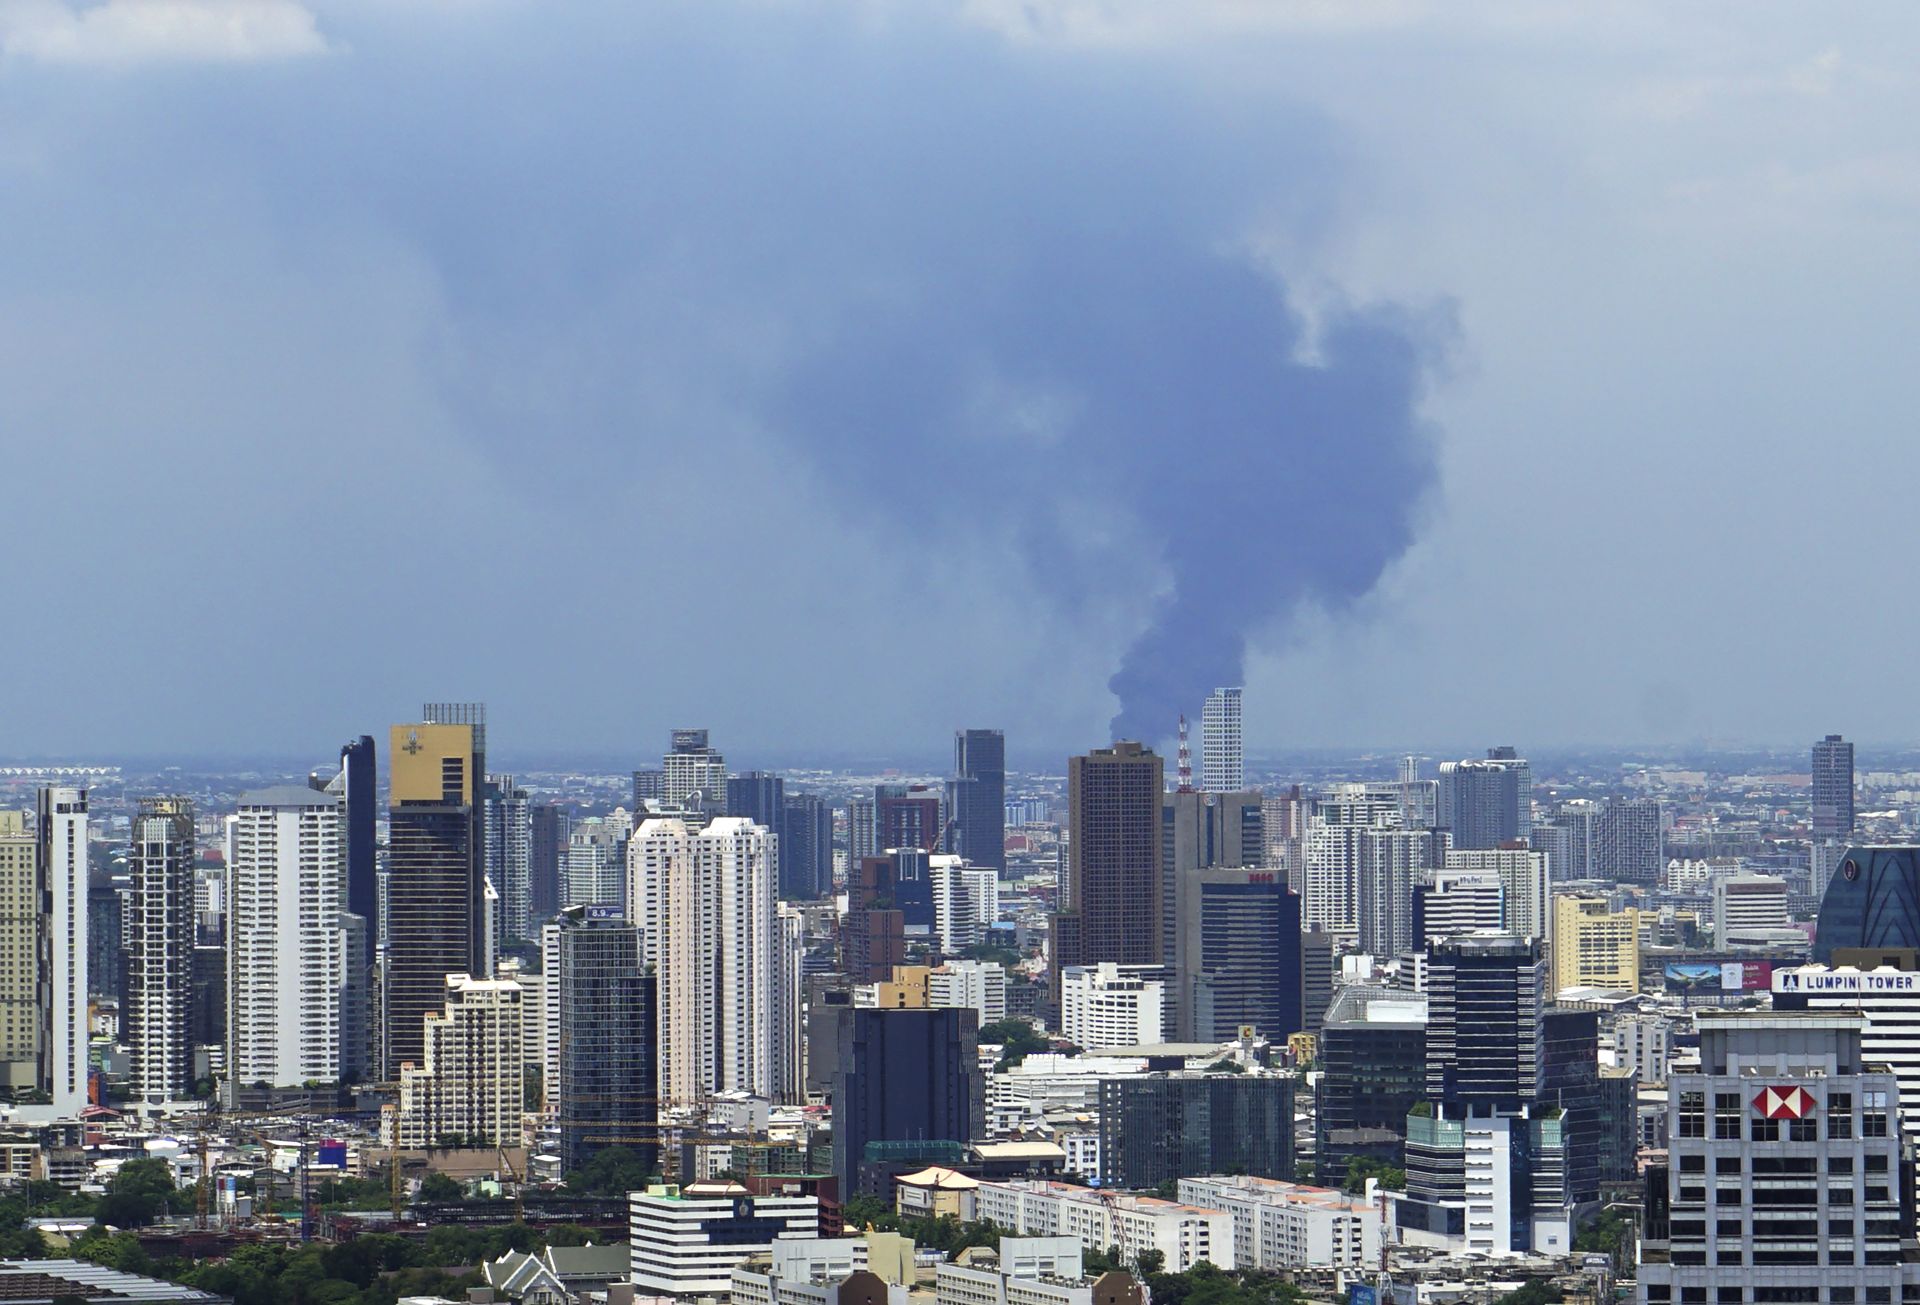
[385,718,484,1077]
[662,729,726,811]
[485,778,533,941]
[127,797,194,1105]
[556,905,657,1175]
[1052,741,1164,1000]
[1812,733,1856,840]
[626,817,780,1105]
[225,787,345,1095]
[339,736,377,967]
[36,787,89,1118]
[947,729,1006,873]
[1201,688,1244,793]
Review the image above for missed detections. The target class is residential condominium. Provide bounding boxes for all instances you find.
[1442,847,1550,942]
[628,816,784,1104]
[224,786,347,1097]
[393,973,524,1149]
[1176,1175,1385,1271]
[628,1182,819,1297]
[127,796,194,1106]
[1059,963,1163,1049]
[1201,688,1244,793]
[971,1180,1234,1272]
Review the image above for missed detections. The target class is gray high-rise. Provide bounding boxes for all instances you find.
[1436,748,1530,850]
[1596,796,1663,885]
[947,729,1005,873]
[127,797,195,1105]
[1813,733,1856,840]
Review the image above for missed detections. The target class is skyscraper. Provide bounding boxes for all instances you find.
[1201,688,1244,793]
[831,1005,982,1196]
[726,772,785,833]
[948,729,1006,873]
[1356,827,1443,958]
[1442,846,1550,941]
[875,784,942,853]
[1813,845,1920,962]
[484,777,533,942]
[1174,867,1302,1043]
[662,729,726,811]
[385,717,485,1077]
[842,856,906,984]
[0,816,38,1091]
[555,905,657,1175]
[529,802,568,925]
[1436,749,1530,850]
[1595,796,1663,884]
[1161,787,1264,977]
[779,793,833,900]
[127,797,194,1105]
[39,787,89,1118]
[1053,742,1164,1000]
[338,735,377,968]
[627,817,782,1104]
[1813,733,1856,840]
[847,794,877,865]
[225,787,346,1096]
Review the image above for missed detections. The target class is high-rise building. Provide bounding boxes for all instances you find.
[948,729,1007,873]
[1536,800,1598,881]
[127,797,194,1105]
[338,736,377,968]
[631,769,665,808]
[38,787,89,1118]
[1813,733,1857,840]
[1595,797,1663,885]
[842,856,906,984]
[1436,750,1530,851]
[1300,786,1403,934]
[1442,847,1549,941]
[726,772,785,834]
[564,815,628,910]
[1550,895,1641,994]
[1174,868,1302,1043]
[1317,987,1427,1177]
[876,784,943,853]
[627,817,782,1104]
[1413,870,1504,947]
[393,973,524,1148]
[0,815,38,1092]
[485,778,533,942]
[831,1005,982,1196]
[1713,873,1789,942]
[1061,963,1164,1048]
[385,717,485,1077]
[1635,1011,1920,1304]
[1052,742,1163,1000]
[1773,961,1920,1130]
[528,803,567,926]
[1201,688,1244,793]
[779,794,833,901]
[1301,926,1334,1034]
[555,905,657,1175]
[662,729,726,811]
[929,857,998,954]
[628,1185,820,1297]
[1813,846,1920,962]
[225,787,346,1095]
[1098,1074,1294,1189]
[847,794,877,866]
[1356,828,1443,958]
[1399,934,1598,1257]
[1162,788,1263,972]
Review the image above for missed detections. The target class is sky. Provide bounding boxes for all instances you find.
[2,0,1918,764]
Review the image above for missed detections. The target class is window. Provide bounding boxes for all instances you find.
[1717,1218,1743,1236]
[1682,1154,1706,1173]
[1830,1092,1853,1138]
[1790,1117,1818,1141]
[1716,1092,1744,1140]
[1864,1090,1890,1138]
[1866,1154,1887,1173]
[1832,1157,1855,1175]
[1717,1156,1743,1174]
[1679,1091,1706,1138]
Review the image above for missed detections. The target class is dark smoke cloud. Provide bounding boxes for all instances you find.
[0,0,1448,748]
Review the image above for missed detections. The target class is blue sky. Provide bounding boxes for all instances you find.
[2,0,1916,761]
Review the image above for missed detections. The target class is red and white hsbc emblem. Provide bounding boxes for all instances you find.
[1753,1086,1816,1120]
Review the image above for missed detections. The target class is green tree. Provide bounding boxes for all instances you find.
[564,1145,657,1197]
[415,1171,465,1204]
[1341,1156,1406,1194]
[73,1229,154,1276]
[1492,1282,1562,1305]
[97,1158,184,1228]
[979,1019,1051,1070]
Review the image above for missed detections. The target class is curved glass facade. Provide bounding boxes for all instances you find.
[1813,846,1920,962]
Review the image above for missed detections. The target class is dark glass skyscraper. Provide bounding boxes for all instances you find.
[340,735,377,968]
[947,729,1006,873]
[1436,749,1530,850]
[831,1006,982,1196]
[1052,742,1164,999]
[1813,733,1856,840]
[1174,867,1301,1042]
[385,716,484,1077]
[1317,987,1427,1175]
[1813,845,1920,962]
[557,906,658,1175]
[529,803,567,925]
[1097,1074,1295,1189]
[780,793,833,900]
[727,772,785,832]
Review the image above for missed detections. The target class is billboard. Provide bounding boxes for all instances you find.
[1665,961,1771,993]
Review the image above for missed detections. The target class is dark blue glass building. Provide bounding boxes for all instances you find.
[1813,846,1920,963]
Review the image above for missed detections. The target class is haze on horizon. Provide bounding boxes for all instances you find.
[2,0,1915,760]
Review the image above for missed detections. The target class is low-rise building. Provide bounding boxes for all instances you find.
[972,1180,1233,1272]
[935,1239,1143,1305]
[1176,1175,1384,1271]
[628,1181,820,1297]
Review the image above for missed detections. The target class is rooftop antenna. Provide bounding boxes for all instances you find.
[1176,715,1193,792]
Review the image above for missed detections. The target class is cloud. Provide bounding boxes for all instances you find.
[0,0,330,66]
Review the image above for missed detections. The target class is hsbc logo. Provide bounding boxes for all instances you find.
[1753,1086,1817,1120]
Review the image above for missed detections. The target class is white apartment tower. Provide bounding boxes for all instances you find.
[1443,847,1551,942]
[38,788,88,1119]
[393,973,525,1148]
[628,817,781,1104]
[1202,687,1244,793]
[225,787,347,1094]
[931,856,999,954]
[1060,962,1164,1049]
[128,796,194,1107]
